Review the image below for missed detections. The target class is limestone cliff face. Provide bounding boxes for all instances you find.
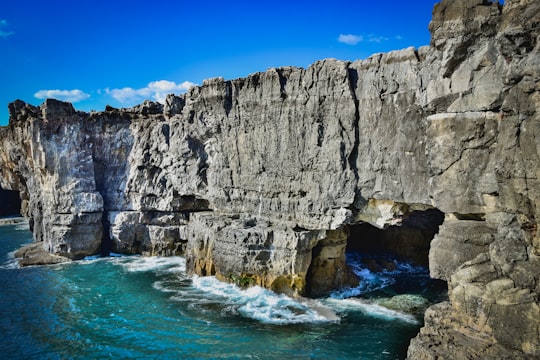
[0,0,538,357]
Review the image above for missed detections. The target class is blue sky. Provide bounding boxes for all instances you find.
[0,0,438,125]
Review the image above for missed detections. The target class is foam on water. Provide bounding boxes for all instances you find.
[0,250,20,269]
[189,276,339,325]
[331,253,430,299]
[115,256,186,273]
[102,255,339,325]
[325,298,419,324]
[14,222,30,231]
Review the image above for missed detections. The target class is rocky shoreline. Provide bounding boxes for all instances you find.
[0,218,71,266]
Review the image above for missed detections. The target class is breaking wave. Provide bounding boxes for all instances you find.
[331,252,430,299]
[188,276,339,325]
[77,255,338,325]
[115,255,186,274]
[0,250,20,269]
[69,253,434,326]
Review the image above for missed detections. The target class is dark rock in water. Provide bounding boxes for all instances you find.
[14,242,71,267]
[361,258,398,273]
[0,0,539,358]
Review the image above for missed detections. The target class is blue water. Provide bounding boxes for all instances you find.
[0,223,446,359]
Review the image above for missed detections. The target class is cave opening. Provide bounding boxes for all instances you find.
[337,208,448,314]
[347,208,445,267]
[0,188,22,217]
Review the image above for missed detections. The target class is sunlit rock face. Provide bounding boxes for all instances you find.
[0,0,539,357]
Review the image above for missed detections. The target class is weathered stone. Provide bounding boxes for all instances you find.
[184,212,356,296]
[429,217,496,281]
[108,210,189,256]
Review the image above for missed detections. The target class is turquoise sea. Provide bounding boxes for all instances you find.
[0,222,446,359]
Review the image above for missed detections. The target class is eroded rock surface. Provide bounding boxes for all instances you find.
[0,0,538,357]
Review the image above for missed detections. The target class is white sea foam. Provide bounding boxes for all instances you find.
[185,276,339,325]
[325,298,419,324]
[331,253,429,299]
[153,280,180,293]
[116,256,186,273]
[74,251,427,327]
[331,267,396,299]
[0,250,20,269]
[14,222,30,231]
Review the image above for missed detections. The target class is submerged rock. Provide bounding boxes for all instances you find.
[374,294,431,315]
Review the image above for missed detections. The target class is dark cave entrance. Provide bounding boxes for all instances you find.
[347,208,445,267]
[0,187,22,217]
[340,208,448,306]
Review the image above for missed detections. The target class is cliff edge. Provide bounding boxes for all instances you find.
[0,0,538,358]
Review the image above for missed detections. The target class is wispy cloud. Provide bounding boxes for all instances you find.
[338,33,393,45]
[366,34,389,43]
[34,89,91,102]
[338,34,363,45]
[0,19,14,38]
[106,80,196,104]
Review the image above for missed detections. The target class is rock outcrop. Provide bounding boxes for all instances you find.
[0,0,538,358]
[14,241,71,266]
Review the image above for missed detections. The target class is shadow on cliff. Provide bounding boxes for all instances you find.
[0,187,21,217]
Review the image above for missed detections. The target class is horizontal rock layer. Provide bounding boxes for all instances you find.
[0,0,539,358]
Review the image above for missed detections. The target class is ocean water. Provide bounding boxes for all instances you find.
[0,223,446,359]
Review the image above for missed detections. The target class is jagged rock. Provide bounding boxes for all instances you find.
[184,212,357,296]
[0,0,538,358]
[108,211,189,256]
[429,216,496,281]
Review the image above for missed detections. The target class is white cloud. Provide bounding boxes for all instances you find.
[338,33,393,45]
[367,34,389,43]
[338,34,363,45]
[0,19,14,38]
[106,80,196,104]
[34,89,90,102]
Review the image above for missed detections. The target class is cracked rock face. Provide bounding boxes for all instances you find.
[0,0,539,358]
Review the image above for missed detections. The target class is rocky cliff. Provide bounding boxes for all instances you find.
[0,0,538,357]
